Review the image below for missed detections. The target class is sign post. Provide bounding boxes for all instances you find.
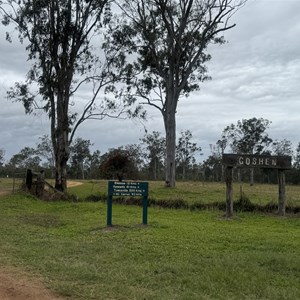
[225,166,233,218]
[107,181,149,226]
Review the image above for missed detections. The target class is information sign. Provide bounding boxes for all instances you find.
[108,181,148,197]
[107,181,149,226]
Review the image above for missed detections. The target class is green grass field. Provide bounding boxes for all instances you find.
[67,179,300,208]
[0,179,300,299]
[2,177,300,207]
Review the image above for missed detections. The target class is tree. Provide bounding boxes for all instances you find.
[99,148,139,181]
[222,118,273,155]
[122,143,144,173]
[222,117,273,184]
[294,143,300,170]
[107,0,247,187]
[87,150,102,179]
[176,130,201,180]
[0,148,5,166]
[140,131,166,180]
[69,138,92,179]
[36,135,55,175]
[1,0,141,192]
[272,139,293,156]
[8,147,41,169]
[201,140,227,181]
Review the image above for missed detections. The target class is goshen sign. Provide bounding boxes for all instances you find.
[222,154,292,169]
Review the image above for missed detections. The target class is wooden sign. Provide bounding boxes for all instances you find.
[222,154,291,169]
[222,153,292,217]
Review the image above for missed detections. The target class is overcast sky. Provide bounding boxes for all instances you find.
[1,0,300,162]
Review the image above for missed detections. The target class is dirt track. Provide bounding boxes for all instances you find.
[0,267,64,300]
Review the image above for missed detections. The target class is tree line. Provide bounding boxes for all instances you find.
[0,130,202,181]
[202,117,300,184]
[2,117,300,184]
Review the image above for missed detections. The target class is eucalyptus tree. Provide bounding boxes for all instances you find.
[0,0,140,192]
[176,130,201,180]
[293,143,300,170]
[69,137,92,179]
[8,147,41,169]
[272,139,293,157]
[221,118,273,155]
[141,131,166,180]
[88,150,102,179]
[0,148,5,166]
[221,117,273,184]
[36,135,55,174]
[107,0,247,187]
[99,148,139,181]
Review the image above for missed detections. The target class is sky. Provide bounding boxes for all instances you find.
[1,0,300,163]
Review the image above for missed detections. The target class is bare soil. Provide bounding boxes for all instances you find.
[67,181,83,188]
[0,267,64,300]
[0,190,10,197]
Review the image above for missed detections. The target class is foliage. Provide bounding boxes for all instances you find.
[106,0,247,187]
[0,148,5,166]
[272,139,293,156]
[68,137,93,180]
[221,117,273,185]
[294,142,300,169]
[8,146,41,169]
[87,150,102,179]
[222,117,273,155]
[0,0,142,191]
[202,154,223,181]
[176,130,202,180]
[140,131,166,180]
[36,135,55,171]
[99,148,139,181]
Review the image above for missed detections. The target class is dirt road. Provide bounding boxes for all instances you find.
[0,267,64,300]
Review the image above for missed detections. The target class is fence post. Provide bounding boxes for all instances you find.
[225,166,233,218]
[278,169,286,216]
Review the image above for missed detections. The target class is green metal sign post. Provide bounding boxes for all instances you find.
[107,181,149,226]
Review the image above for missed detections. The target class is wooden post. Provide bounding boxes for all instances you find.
[225,166,233,218]
[25,169,33,190]
[278,169,286,216]
[107,195,113,226]
[143,195,148,225]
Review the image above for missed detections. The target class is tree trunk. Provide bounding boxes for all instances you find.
[225,166,233,218]
[163,109,176,187]
[278,169,286,216]
[82,161,85,180]
[250,168,254,186]
[54,131,69,192]
[182,164,186,180]
[54,93,70,192]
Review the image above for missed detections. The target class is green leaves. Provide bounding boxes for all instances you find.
[222,117,273,155]
[7,82,36,114]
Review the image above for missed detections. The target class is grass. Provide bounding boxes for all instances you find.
[0,186,300,299]
[2,177,300,207]
[66,179,300,209]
